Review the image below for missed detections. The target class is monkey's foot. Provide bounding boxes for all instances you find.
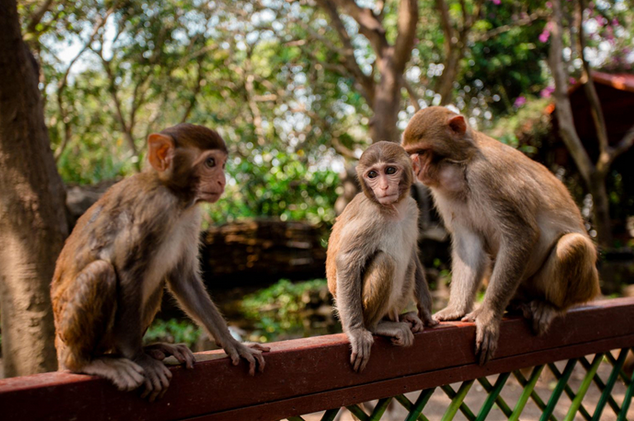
[135,353,173,402]
[401,311,424,333]
[144,343,196,369]
[433,305,467,322]
[224,341,269,376]
[80,356,145,392]
[522,300,561,336]
[461,307,483,323]
[374,321,414,347]
[474,312,500,366]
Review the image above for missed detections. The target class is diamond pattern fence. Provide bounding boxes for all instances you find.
[288,349,633,421]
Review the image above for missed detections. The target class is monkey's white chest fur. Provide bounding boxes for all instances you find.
[376,198,419,316]
[142,206,202,306]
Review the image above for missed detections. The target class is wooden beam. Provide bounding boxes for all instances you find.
[1,298,634,421]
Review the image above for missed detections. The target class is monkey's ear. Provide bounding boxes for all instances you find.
[147,133,174,172]
[448,115,467,136]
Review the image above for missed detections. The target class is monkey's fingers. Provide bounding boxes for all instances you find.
[474,321,499,366]
[254,350,266,373]
[170,344,196,369]
[249,343,271,353]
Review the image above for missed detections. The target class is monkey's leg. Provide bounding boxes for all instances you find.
[525,233,600,336]
[361,251,394,328]
[57,260,145,391]
[373,321,415,347]
[434,230,488,321]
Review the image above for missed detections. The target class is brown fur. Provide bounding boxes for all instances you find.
[402,106,600,364]
[326,142,435,372]
[51,124,267,401]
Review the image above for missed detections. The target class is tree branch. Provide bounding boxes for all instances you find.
[476,10,548,42]
[314,0,375,103]
[26,0,56,35]
[332,0,387,54]
[547,0,594,182]
[576,0,610,173]
[393,0,419,73]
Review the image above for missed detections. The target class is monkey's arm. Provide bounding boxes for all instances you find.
[467,208,539,365]
[413,252,437,327]
[335,246,374,372]
[167,260,268,376]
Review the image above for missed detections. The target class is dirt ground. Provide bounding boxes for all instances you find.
[300,355,634,421]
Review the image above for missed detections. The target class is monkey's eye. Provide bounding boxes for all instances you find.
[205,157,216,168]
[367,170,378,178]
[385,166,397,175]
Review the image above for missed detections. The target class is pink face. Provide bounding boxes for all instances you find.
[363,162,403,205]
[194,150,227,203]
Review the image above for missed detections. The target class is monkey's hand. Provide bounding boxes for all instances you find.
[433,305,467,322]
[223,340,269,376]
[134,353,173,402]
[144,343,196,369]
[473,310,500,366]
[348,328,374,373]
[401,311,424,333]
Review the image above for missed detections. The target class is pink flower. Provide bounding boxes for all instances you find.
[491,0,501,4]
[539,29,550,43]
[514,96,526,108]
[540,86,555,98]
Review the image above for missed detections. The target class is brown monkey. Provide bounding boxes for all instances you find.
[51,124,268,401]
[326,141,436,372]
[402,106,600,365]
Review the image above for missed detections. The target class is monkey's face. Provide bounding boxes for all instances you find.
[193,150,227,203]
[362,162,406,205]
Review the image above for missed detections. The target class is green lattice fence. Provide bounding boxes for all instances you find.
[1,298,633,421]
[293,349,633,421]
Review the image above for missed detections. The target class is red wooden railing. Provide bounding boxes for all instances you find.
[1,297,633,421]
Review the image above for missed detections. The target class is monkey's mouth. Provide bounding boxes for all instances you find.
[198,191,224,202]
[376,193,399,205]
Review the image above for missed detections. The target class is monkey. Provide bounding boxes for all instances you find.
[326,141,437,373]
[402,106,600,365]
[51,124,269,401]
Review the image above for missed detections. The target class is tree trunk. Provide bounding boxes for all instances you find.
[369,52,402,144]
[588,171,613,247]
[0,0,69,376]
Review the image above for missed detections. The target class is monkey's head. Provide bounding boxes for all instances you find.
[147,123,228,204]
[356,141,413,206]
[402,106,477,187]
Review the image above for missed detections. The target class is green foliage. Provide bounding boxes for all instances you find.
[242,279,330,342]
[143,319,201,349]
[205,152,339,226]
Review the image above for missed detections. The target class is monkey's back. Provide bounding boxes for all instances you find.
[51,173,179,318]
[473,132,587,233]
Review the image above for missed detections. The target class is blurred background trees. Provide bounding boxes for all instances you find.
[2,0,633,375]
